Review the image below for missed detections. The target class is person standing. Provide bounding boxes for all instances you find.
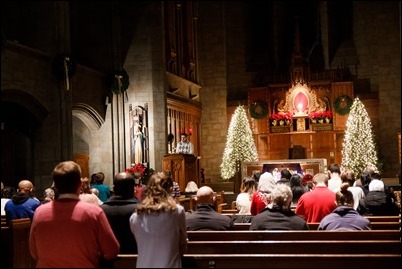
[101,172,141,254]
[4,179,41,223]
[129,172,187,268]
[91,172,111,202]
[175,133,194,155]
[29,161,119,268]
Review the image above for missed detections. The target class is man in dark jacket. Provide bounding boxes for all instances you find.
[101,172,141,253]
[185,186,234,230]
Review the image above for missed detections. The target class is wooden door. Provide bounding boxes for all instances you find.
[73,153,89,179]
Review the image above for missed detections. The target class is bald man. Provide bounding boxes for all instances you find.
[185,186,234,230]
[101,172,141,254]
[4,179,41,223]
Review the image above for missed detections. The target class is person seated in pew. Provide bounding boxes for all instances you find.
[231,177,256,223]
[357,174,399,216]
[295,173,336,223]
[250,172,276,216]
[186,186,234,230]
[318,183,371,230]
[250,184,308,230]
[236,176,256,215]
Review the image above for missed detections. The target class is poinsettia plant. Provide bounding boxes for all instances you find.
[308,110,333,120]
[126,163,146,177]
[125,163,154,185]
[269,112,293,121]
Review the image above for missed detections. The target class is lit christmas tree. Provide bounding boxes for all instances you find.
[341,97,379,176]
[220,105,258,180]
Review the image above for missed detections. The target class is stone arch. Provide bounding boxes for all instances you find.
[1,89,48,123]
[72,103,104,132]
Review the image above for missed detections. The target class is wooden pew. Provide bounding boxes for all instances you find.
[185,240,401,254]
[233,221,401,230]
[7,218,36,268]
[113,254,400,268]
[0,219,36,268]
[0,226,11,268]
[187,230,401,241]
[365,215,401,222]
[307,221,401,230]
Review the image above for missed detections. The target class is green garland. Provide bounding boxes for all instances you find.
[249,100,268,119]
[110,69,130,94]
[333,95,353,115]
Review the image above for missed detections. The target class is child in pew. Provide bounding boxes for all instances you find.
[318,182,371,230]
[250,184,308,230]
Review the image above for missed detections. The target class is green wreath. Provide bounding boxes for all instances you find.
[334,95,353,115]
[110,69,130,94]
[249,100,268,119]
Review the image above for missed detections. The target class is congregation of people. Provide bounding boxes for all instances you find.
[1,161,400,268]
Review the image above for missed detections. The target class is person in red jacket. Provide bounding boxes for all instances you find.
[295,172,336,223]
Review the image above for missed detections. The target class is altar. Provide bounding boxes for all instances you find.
[241,158,327,180]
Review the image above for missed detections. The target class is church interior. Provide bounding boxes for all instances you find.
[1,1,400,195]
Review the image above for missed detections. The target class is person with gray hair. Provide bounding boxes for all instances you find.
[250,184,308,230]
[358,173,399,216]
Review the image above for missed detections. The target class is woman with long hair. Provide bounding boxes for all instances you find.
[129,172,187,268]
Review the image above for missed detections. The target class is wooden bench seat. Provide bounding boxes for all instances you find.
[185,240,401,254]
[187,230,401,241]
[113,254,401,268]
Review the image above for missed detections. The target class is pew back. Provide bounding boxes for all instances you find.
[185,240,401,254]
[187,230,401,241]
[233,221,401,230]
[113,254,401,268]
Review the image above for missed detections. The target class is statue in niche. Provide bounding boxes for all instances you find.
[316,97,328,112]
[276,99,286,114]
[133,123,144,165]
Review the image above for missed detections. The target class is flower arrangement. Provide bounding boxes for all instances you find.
[125,163,155,185]
[269,112,293,126]
[126,163,146,177]
[302,173,313,186]
[309,110,333,123]
[269,112,293,121]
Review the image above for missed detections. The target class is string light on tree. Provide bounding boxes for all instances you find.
[220,105,258,180]
[341,97,380,176]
